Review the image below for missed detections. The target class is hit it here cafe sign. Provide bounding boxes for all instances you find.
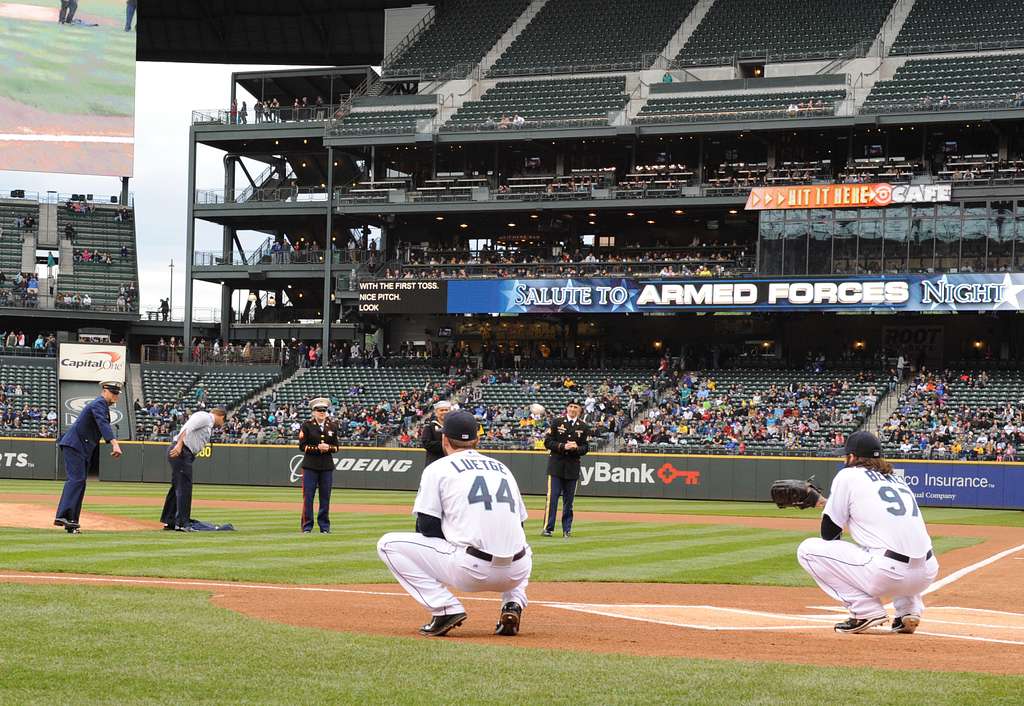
[745,183,952,210]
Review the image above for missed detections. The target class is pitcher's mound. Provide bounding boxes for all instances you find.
[0,503,161,531]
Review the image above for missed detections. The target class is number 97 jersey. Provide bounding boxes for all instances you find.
[413,449,530,557]
[823,466,932,558]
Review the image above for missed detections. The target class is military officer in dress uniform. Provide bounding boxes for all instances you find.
[420,400,452,467]
[54,381,123,533]
[542,399,589,538]
[298,398,339,533]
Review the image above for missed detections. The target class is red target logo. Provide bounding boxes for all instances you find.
[873,183,893,206]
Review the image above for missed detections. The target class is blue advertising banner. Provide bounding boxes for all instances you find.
[892,461,1024,510]
[443,273,1024,314]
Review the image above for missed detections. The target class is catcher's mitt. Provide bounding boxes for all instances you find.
[770,478,823,509]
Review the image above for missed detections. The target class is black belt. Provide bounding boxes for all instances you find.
[884,548,933,563]
[467,546,527,563]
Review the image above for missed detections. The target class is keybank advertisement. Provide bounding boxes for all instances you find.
[443,273,1024,314]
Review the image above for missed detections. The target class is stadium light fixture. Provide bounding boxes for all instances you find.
[646,219,656,225]
[530,214,539,219]
[626,212,635,217]
[673,209,684,215]
[588,212,596,217]
[588,221,596,226]
[728,209,738,215]
[435,216,444,221]
[507,222,516,227]
[459,223,469,229]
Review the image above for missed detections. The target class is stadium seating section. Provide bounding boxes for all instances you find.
[673,0,896,65]
[891,0,1024,55]
[0,200,35,281]
[327,109,437,137]
[862,54,1024,113]
[882,365,1024,461]
[384,0,531,78]
[636,90,847,123]
[443,76,628,131]
[57,206,139,311]
[0,362,58,437]
[623,368,881,455]
[488,0,698,76]
[136,367,279,439]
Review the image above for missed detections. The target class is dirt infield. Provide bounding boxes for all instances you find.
[0,502,159,531]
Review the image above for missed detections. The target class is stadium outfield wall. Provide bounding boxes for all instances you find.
[2,438,1022,510]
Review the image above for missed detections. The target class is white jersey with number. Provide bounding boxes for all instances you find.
[823,466,932,558]
[413,448,529,557]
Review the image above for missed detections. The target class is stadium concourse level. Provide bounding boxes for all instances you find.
[379,245,752,280]
[442,76,629,131]
[0,357,58,438]
[620,367,883,456]
[136,367,282,441]
[862,54,1024,114]
[636,90,847,124]
[383,0,531,79]
[891,0,1024,55]
[673,0,896,66]
[327,109,437,137]
[881,364,1024,461]
[487,0,698,76]
[56,201,139,312]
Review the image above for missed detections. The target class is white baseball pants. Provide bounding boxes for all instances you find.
[378,533,531,616]
[797,538,939,619]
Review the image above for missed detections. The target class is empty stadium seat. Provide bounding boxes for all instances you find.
[891,0,1024,55]
[443,76,628,131]
[488,0,698,76]
[673,0,896,66]
[57,205,139,311]
[384,0,531,79]
[861,53,1024,113]
[327,109,437,137]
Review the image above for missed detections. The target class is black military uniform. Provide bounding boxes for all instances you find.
[420,419,445,467]
[298,401,338,533]
[543,405,589,537]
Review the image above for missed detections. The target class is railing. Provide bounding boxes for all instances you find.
[486,60,646,79]
[440,114,616,133]
[672,42,872,68]
[192,249,369,267]
[194,187,329,205]
[140,307,220,323]
[326,120,434,138]
[191,103,343,126]
[0,344,55,358]
[891,39,1024,56]
[0,191,133,206]
[237,165,294,205]
[141,344,285,365]
[378,258,752,280]
[635,103,841,124]
[860,97,1024,115]
[381,5,437,72]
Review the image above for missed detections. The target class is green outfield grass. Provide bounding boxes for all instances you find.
[0,0,134,117]
[1,583,1021,706]
[0,480,980,585]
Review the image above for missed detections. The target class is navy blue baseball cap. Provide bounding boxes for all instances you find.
[442,409,478,441]
[844,431,882,458]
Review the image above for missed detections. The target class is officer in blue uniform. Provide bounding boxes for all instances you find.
[54,381,123,533]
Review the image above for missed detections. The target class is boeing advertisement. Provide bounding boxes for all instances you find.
[362,273,1024,315]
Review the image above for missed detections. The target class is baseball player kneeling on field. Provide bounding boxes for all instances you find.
[771,431,938,634]
[377,409,532,637]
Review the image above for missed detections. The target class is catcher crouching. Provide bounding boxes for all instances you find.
[771,431,938,634]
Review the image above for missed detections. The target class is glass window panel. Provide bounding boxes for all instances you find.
[808,219,833,274]
[785,209,808,221]
[784,222,809,275]
[937,203,961,218]
[833,220,858,275]
[858,220,883,273]
[759,220,784,274]
[934,217,961,271]
[859,208,880,219]
[909,218,935,272]
[963,202,987,218]
[883,216,909,273]
[961,219,988,272]
[810,209,832,219]
[1015,218,1024,270]
[988,216,1014,272]
[912,206,936,218]
[993,201,1014,218]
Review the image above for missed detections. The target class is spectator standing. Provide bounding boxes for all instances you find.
[161,407,227,531]
[297,398,339,533]
[542,400,589,538]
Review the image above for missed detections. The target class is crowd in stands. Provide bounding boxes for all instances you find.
[73,247,130,265]
[64,199,96,215]
[0,385,57,438]
[1,272,40,308]
[225,96,336,125]
[11,214,36,230]
[881,369,1023,461]
[620,369,880,453]
[1,331,56,356]
[54,282,136,311]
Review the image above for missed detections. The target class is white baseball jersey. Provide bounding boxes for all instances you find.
[413,449,529,557]
[824,466,932,557]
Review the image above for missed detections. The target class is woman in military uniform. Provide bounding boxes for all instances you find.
[298,397,339,533]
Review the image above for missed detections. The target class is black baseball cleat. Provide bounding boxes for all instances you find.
[66,526,81,534]
[320,529,331,534]
[302,529,312,534]
[162,525,176,531]
[892,614,920,634]
[495,602,522,636]
[174,526,196,532]
[540,530,553,537]
[563,531,571,538]
[54,518,77,529]
[834,615,888,633]
[419,612,467,637]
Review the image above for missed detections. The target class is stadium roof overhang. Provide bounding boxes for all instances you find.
[138,0,416,65]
